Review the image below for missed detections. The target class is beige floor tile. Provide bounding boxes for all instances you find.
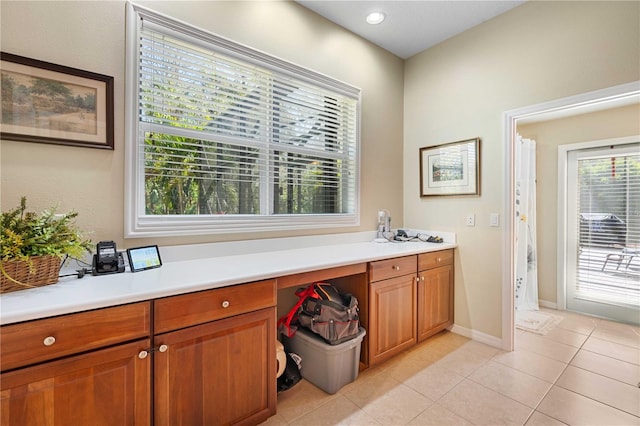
[542,326,589,348]
[289,395,382,426]
[382,349,438,382]
[458,339,501,358]
[592,319,640,349]
[337,364,386,395]
[439,379,533,425]
[556,365,640,416]
[547,310,599,335]
[516,331,580,363]
[537,386,640,425]
[340,371,404,407]
[525,411,567,426]
[259,413,289,426]
[344,382,433,425]
[407,402,473,426]
[582,335,640,365]
[492,347,567,383]
[403,362,465,401]
[571,349,640,386]
[423,330,471,350]
[430,345,493,377]
[468,361,553,408]
[405,331,471,364]
[276,379,340,423]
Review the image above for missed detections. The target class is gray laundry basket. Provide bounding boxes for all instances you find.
[283,327,366,394]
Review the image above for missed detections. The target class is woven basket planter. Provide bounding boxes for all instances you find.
[0,255,61,294]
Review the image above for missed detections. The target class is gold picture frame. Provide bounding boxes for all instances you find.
[1,52,114,149]
[420,138,480,197]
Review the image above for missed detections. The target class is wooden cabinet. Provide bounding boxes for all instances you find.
[368,256,417,365]
[153,280,277,426]
[0,280,277,426]
[417,250,454,342]
[0,303,151,426]
[1,302,150,371]
[367,250,455,365]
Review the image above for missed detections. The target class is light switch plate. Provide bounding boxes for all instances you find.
[490,213,500,227]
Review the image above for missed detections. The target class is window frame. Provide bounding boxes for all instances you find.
[124,3,361,238]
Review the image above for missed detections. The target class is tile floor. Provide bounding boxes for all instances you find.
[264,308,640,425]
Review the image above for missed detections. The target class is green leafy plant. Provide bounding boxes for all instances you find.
[1,197,92,262]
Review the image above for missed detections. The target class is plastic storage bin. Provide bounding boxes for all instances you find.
[284,327,366,394]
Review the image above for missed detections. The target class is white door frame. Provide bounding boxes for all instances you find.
[501,81,639,351]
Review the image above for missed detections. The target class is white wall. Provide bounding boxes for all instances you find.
[404,1,640,338]
[1,1,404,248]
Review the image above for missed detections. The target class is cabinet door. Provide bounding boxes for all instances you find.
[369,274,417,365]
[0,339,151,426]
[154,307,276,426]
[417,265,454,342]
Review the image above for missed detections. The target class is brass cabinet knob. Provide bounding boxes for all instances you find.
[221,300,230,308]
[392,266,400,271]
[43,336,56,346]
[158,344,168,353]
[138,350,148,359]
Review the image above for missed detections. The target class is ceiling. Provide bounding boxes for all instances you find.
[296,0,527,59]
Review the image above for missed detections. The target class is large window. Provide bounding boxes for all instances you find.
[125,4,360,237]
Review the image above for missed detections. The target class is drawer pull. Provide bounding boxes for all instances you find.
[138,350,148,359]
[158,344,168,353]
[392,266,400,271]
[221,300,230,308]
[43,336,56,346]
[437,257,442,262]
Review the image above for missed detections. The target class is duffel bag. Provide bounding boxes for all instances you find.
[278,282,360,345]
[298,282,360,345]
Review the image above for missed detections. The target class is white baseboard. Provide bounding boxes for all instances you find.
[448,301,559,351]
[539,299,558,309]
[449,324,503,350]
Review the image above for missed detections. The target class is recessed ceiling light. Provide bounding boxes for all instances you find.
[366,11,385,25]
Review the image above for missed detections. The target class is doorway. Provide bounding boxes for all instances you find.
[501,81,640,351]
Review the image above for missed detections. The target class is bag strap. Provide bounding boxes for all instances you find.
[277,283,320,337]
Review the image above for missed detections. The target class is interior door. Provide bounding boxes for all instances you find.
[565,143,640,324]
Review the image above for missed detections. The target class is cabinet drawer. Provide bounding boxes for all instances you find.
[0,302,151,372]
[154,279,276,334]
[369,255,417,282]
[418,249,454,270]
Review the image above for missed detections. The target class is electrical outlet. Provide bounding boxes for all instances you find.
[466,213,475,226]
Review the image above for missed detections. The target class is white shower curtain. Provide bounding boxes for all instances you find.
[515,135,539,311]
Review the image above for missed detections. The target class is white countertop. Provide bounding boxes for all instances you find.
[0,231,456,325]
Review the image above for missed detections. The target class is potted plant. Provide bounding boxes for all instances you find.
[0,197,91,293]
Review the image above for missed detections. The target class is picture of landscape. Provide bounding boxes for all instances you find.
[1,69,97,135]
[420,138,480,196]
[0,52,113,149]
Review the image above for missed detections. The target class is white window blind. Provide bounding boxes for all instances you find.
[125,4,360,236]
[575,147,640,306]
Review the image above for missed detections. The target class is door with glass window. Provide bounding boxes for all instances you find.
[565,143,640,324]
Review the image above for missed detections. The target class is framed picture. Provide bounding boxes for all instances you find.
[1,52,114,149]
[420,138,480,197]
